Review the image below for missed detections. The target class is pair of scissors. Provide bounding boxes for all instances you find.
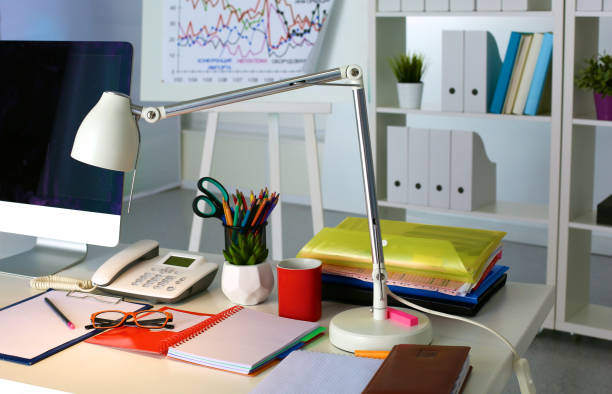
[192,177,230,222]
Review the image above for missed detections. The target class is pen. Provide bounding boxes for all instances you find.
[44,297,75,330]
[354,350,389,359]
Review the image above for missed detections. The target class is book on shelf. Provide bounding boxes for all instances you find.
[492,31,553,116]
[504,33,532,114]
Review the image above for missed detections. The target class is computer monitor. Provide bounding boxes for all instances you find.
[0,41,133,277]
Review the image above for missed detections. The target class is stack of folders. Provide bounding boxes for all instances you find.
[490,32,554,116]
[386,126,496,212]
[296,217,508,316]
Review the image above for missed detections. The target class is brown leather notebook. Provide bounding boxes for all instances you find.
[362,344,471,394]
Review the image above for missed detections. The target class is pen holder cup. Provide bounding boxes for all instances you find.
[223,222,268,263]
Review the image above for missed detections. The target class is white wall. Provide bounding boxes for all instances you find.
[0,0,181,196]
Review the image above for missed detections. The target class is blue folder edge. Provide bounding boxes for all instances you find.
[0,289,151,365]
[322,265,509,305]
[490,32,522,114]
[524,32,553,116]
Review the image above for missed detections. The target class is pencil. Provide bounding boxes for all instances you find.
[223,199,233,226]
[354,350,389,359]
[44,297,75,330]
[250,198,268,228]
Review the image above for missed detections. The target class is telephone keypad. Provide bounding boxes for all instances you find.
[132,267,185,291]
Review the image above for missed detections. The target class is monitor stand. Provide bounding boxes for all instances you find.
[0,237,87,278]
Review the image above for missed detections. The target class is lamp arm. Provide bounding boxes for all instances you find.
[139,66,356,123]
[138,64,388,320]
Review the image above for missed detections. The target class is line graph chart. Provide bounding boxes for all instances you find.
[163,0,335,84]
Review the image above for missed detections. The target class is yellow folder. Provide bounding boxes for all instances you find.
[296,218,505,284]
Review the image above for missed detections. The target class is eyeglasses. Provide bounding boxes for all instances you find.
[85,309,174,330]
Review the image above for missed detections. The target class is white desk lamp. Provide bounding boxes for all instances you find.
[71,65,432,351]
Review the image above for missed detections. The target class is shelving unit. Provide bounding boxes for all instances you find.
[558,4,612,340]
[368,1,564,328]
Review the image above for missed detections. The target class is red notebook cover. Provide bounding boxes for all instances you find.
[85,306,214,354]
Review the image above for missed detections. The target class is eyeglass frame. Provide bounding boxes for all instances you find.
[85,309,174,330]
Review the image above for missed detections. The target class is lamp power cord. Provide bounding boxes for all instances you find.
[386,287,536,394]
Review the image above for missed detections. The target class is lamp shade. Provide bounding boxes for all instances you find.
[71,91,140,172]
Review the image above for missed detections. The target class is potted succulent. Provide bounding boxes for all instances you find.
[389,52,426,109]
[575,53,612,121]
[221,229,274,305]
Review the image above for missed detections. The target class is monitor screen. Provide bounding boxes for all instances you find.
[0,41,132,216]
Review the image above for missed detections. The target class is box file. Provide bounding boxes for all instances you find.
[408,128,429,206]
[386,126,410,204]
[428,129,451,209]
[450,0,476,9]
[442,31,464,112]
[450,130,496,211]
[576,0,602,10]
[425,0,450,11]
[476,0,502,10]
[379,0,402,11]
[402,0,426,10]
[464,31,502,113]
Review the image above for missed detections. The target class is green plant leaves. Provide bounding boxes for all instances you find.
[575,53,612,97]
[389,53,426,83]
[223,230,268,265]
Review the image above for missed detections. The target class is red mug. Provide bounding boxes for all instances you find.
[277,258,322,322]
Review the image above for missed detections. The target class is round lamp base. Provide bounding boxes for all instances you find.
[329,307,432,352]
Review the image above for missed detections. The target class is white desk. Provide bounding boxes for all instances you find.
[0,242,553,394]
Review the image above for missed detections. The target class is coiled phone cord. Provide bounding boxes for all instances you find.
[29,275,96,292]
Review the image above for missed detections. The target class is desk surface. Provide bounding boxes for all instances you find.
[0,242,554,394]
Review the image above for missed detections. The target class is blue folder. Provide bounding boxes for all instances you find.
[489,32,522,114]
[322,265,509,305]
[0,290,150,365]
[524,33,553,116]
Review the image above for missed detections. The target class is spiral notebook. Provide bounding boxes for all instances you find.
[166,306,320,375]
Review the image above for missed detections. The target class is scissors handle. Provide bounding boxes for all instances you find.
[192,195,223,220]
[197,177,229,203]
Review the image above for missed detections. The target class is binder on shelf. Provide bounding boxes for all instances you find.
[450,130,496,211]
[425,0,450,11]
[428,129,451,209]
[512,33,543,115]
[442,31,464,112]
[408,128,429,206]
[524,32,553,116]
[502,0,551,11]
[450,0,475,10]
[476,0,502,10]
[576,0,602,10]
[503,34,532,114]
[402,0,426,10]
[464,31,501,113]
[490,32,522,114]
[378,0,402,11]
[386,126,410,204]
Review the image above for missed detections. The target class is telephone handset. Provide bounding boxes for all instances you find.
[31,240,218,303]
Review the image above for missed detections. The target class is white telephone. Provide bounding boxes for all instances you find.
[31,240,218,303]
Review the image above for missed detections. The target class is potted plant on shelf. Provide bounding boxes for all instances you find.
[575,52,612,121]
[389,52,426,109]
[221,229,274,305]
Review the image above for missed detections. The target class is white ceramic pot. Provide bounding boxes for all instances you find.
[396,82,423,109]
[221,260,274,305]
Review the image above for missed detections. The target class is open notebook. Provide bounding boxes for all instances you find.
[166,306,320,374]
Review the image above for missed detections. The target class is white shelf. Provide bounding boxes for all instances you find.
[569,211,612,234]
[376,11,553,17]
[378,200,549,225]
[573,116,612,128]
[575,11,612,17]
[377,107,552,122]
[560,304,612,341]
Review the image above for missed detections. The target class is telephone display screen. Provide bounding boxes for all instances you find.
[163,256,195,268]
